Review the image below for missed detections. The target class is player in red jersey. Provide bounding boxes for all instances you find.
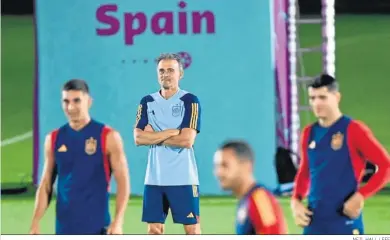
[30,79,130,234]
[214,140,288,235]
[291,74,390,234]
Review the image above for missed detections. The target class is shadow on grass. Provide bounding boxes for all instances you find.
[1,182,35,200]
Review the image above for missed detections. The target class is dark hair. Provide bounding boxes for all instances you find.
[156,53,184,71]
[308,74,339,91]
[62,79,89,94]
[219,140,255,162]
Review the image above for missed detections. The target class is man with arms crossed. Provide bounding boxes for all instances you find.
[134,53,201,234]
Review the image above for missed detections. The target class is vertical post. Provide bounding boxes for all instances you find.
[274,0,291,148]
[288,0,299,160]
[322,0,336,77]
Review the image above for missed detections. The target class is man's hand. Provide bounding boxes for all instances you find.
[291,200,313,227]
[161,128,197,149]
[144,125,180,137]
[343,192,364,219]
[29,221,40,234]
[107,220,123,234]
[133,127,179,146]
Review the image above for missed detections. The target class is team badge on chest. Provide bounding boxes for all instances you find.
[331,132,344,150]
[172,104,182,117]
[85,137,97,155]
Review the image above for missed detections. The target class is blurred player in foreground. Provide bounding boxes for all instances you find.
[214,140,288,234]
[292,74,390,234]
[30,79,130,234]
[134,53,201,234]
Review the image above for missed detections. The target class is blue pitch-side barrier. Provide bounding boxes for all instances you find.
[34,0,293,195]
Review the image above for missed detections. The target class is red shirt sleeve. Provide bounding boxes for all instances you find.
[348,120,390,198]
[248,188,288,234]
[292,125,311,200]
[50,129,59,152]
[101,126,113,191]
[48,129,59,205]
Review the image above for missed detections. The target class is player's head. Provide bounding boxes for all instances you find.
[156,53,184,90]
[62,79,92,122]
[308,74,341,119]
[214,140,254,191]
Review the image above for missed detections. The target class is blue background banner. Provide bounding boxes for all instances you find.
[35,0,277,195]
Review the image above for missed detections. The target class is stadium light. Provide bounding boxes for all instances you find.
[288,0,336,157]
[323,0,336,77]
[288,0,299,159]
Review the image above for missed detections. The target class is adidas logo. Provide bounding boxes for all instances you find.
[187,213,194,218]
[58,144,67,152]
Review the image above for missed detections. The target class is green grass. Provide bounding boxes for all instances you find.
[1,15,390,234]
[297,15,390,152]
[1,16,34,139]
[1,16,34,184]
[1,194,389,234]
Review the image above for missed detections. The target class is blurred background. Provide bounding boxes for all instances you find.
[1,0,389,234]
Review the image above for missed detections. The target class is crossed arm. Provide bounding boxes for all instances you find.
[134,126,197,149]
[133,127,179,146]
[133,94,201,149]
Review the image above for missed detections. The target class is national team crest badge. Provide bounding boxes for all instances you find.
[172,105,182,117]
[85,137,97,155]
[331,132,343,150]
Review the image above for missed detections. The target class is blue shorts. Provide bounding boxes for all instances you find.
[303,215,364,235]
[142,185,200,225]
[56,226,108,235]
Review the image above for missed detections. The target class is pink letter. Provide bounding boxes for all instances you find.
[192,11,215,34]
[96,4,120,35]
[178,12,187,34]
[151,12,174,34]
[178,1,187,34]
[124,13,147,45]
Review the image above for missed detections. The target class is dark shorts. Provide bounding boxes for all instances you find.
[303,215,364,235]
[56,226,108,235]
[142,185,200,225]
